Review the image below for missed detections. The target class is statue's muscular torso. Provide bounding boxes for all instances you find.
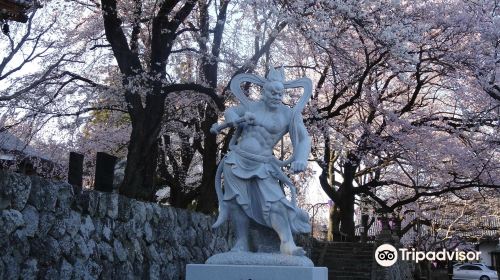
[237,102,292,156]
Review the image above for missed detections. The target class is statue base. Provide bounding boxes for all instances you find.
[206,251,314,267]
[186,264,328,280]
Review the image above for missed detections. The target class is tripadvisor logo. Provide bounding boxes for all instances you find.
[374,244,481,267]
[375,244,398,267]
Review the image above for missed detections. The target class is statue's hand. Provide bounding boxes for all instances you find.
[290,160,307,173]
[210,123,221,134]
[243,112,256,125]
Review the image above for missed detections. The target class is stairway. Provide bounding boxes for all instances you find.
[311,241,375,280]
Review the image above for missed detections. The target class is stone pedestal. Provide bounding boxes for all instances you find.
[186,264,328,280]
[206,251,314,267]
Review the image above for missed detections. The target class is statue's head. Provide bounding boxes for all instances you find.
[262,67,285,109]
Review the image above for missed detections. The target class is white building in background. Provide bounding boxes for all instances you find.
[478,239,500,267]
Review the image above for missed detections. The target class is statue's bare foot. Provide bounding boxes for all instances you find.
[280,242,305,256]
[231,239,249,252]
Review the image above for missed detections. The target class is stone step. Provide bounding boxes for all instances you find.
[330,270,372,276]
[314,252,373,256]
[329,272,372,280]
[311,241,375,280]
[318,254,373,261]
[312,257,373,264]
[314,254,373,257]
[314,247,373,252]
[329,277,371,280]
[316,246,374,249]
[314,261,373,271]
[313,246,374,251]
[323,264,372,271]
[312,242,374,246]
[313,243,374,246]
[325,268,372,274]
[311,254,374,260]
[314,258,374,265]
[314,248,374,251]
[313,248,374,253]
[328,274,371,280]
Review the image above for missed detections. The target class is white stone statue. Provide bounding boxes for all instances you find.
[210,67,312,257]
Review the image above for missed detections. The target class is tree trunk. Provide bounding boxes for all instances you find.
[360,214,369,242]
[327,204,340,241]
[320,151,357,241]
[120,94,165,201]
[196,106,218,213]
[170,184,188,208]
[194,0,226,213]
[338,189,355,240]
[337,154,358,240]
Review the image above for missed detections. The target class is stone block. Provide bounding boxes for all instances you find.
[113,239,127,262]
[186,264,328,280]
[2,254,20,280]
[105,193,119,219]
[79,215,95,239]
[144,222,154,243]
[0,171,31,210]
[117,195,132,222]
[11,230,30,257]
[22,205,40,237]
[177,209,189,230]
[20,259,38,280]
[64,210,81,237]
[97,241,114,262]
[38,211,55,237]
[0,258,4,280]
[150,204,162,224]
[115,261,134,280]
[144,203,154,222]
[73,190,98,216]
[130,238,143,263]
[148,262,160,280]
[74,234,91,259]
[131,200,147,225]
[28,177,57,212]
[54,182,74,213]
[59,234,74,257]
[146,244,160,262]
[48,218,66,239]
[59,259,73,280]
[0,209,25,235]
[99,261,114,280]
[43,267,60,280]
[102,223,113,242]
[73,259,102,280]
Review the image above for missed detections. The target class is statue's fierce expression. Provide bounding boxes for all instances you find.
[262,81,284,109]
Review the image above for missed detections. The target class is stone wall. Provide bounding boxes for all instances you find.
[0,171,231,279]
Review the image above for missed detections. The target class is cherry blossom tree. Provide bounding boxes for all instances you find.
[1,0,498,234]
[277,0,500,240]
[0,0,114,172]
[89,0,290,209]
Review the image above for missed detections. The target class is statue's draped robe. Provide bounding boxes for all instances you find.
[221,114,310,234]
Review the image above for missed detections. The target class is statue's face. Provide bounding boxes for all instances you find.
[262,81,284,109]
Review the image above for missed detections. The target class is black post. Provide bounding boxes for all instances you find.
[94,152,117,193]
[68,152,84,187]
